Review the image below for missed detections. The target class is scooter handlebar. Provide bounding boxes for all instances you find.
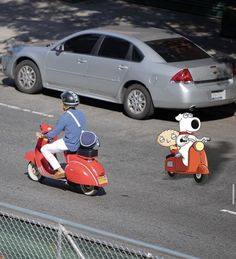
[40,123,54,134]
[202,137,211,142]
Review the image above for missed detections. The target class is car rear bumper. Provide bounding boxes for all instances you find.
[152,78,236,109]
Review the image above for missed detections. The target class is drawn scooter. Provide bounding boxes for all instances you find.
[165,137,211,183]
[24,122,108,195]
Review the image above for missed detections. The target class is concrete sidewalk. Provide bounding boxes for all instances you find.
[0,0,235,60]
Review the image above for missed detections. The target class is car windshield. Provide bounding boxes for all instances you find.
[145,37,210,62]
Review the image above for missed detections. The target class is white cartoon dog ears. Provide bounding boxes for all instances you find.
[175,114,183,122]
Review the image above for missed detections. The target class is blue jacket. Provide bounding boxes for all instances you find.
[45,108,86,152]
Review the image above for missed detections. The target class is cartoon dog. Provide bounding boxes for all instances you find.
[175,112,208,166]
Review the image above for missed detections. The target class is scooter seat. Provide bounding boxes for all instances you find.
[77,148,98,157]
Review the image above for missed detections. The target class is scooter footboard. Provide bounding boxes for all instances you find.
[66,160,107,186]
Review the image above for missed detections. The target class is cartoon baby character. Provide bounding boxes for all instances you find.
[157,129,180,157]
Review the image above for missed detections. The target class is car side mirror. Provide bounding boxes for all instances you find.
[55,44,64,55]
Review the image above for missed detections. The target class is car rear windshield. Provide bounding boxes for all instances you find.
[146,37,210,62]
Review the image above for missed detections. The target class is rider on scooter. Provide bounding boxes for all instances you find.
[36,91,86,179]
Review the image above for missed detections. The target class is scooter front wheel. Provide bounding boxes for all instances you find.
[80,185,99,196]
[194,174,207,183]
[27,162,43,182]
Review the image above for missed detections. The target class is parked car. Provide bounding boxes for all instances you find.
[1,26,236,119]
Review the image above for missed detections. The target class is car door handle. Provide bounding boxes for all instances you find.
[118,65,128,70]
[77,58,87,64]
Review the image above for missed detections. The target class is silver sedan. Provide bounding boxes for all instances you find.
[1,26,236,119]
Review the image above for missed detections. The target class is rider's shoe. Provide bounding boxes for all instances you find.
[52,170,66,179]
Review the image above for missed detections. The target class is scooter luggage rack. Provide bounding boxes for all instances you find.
[77,148,98,158]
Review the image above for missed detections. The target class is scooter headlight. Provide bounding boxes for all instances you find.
[194,141,204,151]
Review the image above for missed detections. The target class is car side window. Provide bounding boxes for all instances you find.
[63,34,100,54]
[98,36,130,60]
[132,46,144,62]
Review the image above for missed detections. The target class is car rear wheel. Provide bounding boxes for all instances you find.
[123,84,154,120]
[15,60,42,94]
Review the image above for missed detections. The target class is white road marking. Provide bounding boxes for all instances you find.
[233,184,235,205]
[220,209,236,215]
[0,102,54,118]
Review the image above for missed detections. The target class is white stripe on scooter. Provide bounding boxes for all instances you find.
[0,102,54,118]
[220,209,236,215]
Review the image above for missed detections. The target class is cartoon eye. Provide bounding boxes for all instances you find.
[171,133,177,140]
[183,113,193,118]
[159,136,165,143]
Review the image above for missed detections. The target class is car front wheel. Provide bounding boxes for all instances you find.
[15,60,42,94]
[123,84,154,120]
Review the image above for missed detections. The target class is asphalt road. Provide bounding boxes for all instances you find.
[0,73,236,258]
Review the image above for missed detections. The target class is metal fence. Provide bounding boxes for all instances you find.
[0,202,199,259]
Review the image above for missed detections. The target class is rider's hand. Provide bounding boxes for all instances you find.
[36,132,43,139]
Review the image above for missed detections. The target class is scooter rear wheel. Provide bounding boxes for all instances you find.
[80,185,99,196]
[27,162,43,182]
[194,174,207,183]
[167,171,175,177]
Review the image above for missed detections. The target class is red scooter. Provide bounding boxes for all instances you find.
[165,137,210,183]
[24,123,108,196]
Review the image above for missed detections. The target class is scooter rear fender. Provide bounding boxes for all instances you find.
[65,158,107,187]
[165,156,187,172]
[197,164,209,175]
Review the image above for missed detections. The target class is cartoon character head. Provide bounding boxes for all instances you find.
[175,113,201,133]
[157,129,179,147]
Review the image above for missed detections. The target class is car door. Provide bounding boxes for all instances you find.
[85,36,131,99]
[44,34,100,92]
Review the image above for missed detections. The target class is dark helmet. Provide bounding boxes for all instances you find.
[60,91,80,107]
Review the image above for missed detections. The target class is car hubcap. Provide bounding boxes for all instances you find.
[127,89,146,114]
[18,66,36,89]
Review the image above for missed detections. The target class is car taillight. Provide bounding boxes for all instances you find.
[171,69,193,83]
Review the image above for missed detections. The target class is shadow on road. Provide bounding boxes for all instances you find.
[24,173,107,196]
[1,76,235,122]
[43,88,236,121]
[153,103,236,122]
[207,141,235,183]
[0,0,235,57]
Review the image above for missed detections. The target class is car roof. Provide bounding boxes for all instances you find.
[81,26,181,42]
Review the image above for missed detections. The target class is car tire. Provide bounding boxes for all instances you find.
[123,84,154,120]
[15,60,42,94]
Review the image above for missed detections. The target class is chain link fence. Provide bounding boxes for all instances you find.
[0,202,199,259]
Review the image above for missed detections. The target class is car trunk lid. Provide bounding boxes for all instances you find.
[171,58,232,83]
